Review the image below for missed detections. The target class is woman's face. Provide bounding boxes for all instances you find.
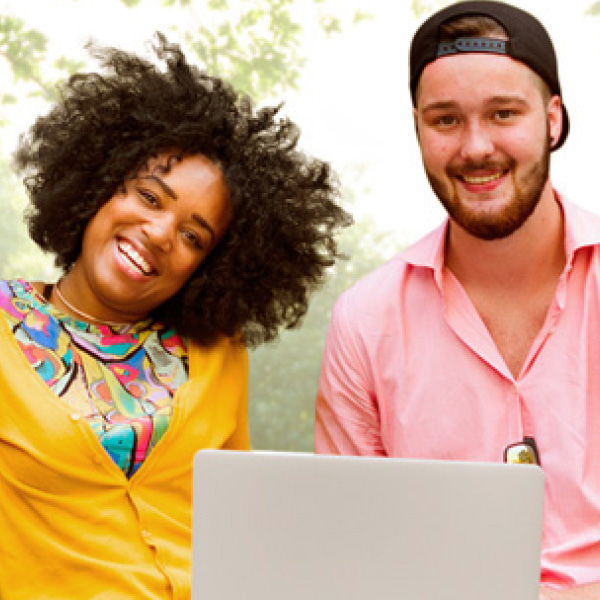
[64,152,232,324]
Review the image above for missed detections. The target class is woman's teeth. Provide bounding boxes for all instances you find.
[118,241,152,275]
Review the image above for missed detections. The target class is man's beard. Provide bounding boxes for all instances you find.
[425,136,551,241]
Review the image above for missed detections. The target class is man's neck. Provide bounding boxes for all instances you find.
[445,185,565,292]
[444,184,566,379]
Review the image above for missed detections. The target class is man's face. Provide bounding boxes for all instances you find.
[414,53,562,240]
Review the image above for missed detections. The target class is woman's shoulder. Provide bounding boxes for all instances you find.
[0,278,48,298]
[2,280,83,341]
[186,334,247,377]
[0,279,44,320]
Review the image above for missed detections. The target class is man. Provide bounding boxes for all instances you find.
[315,2,600,598]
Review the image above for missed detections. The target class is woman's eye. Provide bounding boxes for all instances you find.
[138,189,158,205]
[182,230,203,249]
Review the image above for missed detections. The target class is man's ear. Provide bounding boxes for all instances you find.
[548,95,562,150]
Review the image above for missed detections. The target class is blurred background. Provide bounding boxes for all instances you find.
[1,0,599,450]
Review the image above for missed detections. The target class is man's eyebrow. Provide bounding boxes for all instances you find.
[138,174,178,199]
[421,95,530,113]
[420,100,458,114]
[487,95,530,106]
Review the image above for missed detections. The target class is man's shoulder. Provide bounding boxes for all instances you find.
[329,255,409,342]
[341,254,408,303]
[561,197,600,246]
[343,223,444,298]
[337,236,440,322]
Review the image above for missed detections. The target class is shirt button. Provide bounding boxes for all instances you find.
[70,412,81,421]
[142,530,152,542]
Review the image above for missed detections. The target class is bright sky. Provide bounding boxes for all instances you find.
[1,0,599,248]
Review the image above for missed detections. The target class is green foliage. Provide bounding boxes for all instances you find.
[53,55,86,74]
[411,0,451,19]
[411,0,433,19]
[585,2,600,15]
[319,14,342,37]
[0,15,85,104]
[2,0,372,108]
[0,15,46,82]
[0,15,51,103]
[182,0,306,98]
[353,10,373,25]
[0,156,57,281]
[117,0,364,100]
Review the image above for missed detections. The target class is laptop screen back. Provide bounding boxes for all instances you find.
[192,450,544,600]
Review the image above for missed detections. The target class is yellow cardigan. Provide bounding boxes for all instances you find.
[0,315,250,599]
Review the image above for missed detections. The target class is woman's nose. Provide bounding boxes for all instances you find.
[142,215,175,252]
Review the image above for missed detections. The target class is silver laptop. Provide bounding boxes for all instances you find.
[192,450,544,600]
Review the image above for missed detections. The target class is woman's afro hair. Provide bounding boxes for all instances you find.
[15,34,352,347]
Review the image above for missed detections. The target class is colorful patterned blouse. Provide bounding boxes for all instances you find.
[0,279,189,477]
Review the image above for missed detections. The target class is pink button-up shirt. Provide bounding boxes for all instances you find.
[315,196,600,588]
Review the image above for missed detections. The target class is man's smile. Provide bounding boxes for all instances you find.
[460,171,505,185]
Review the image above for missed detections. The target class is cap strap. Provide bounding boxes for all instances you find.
[437,37,508,57]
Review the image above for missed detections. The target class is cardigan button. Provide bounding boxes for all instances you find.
[70,412,81,421]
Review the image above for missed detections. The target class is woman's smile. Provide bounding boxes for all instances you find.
[116,237,157,278]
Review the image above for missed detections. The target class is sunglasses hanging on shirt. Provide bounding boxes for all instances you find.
[503,436,541,466]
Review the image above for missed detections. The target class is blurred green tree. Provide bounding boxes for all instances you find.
[0,149,58,280]
[248,173,401,451]
[586,2,600,14]
[1,1,371,104]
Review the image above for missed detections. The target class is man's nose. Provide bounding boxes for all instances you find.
[459,121,494,163]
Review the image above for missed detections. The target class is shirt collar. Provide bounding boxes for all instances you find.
[559,193,600,264]
[400,192,600,279]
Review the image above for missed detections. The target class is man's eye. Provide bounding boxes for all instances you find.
[495,109,514,120]
[435,115,457,127]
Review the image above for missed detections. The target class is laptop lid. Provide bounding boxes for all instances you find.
[192,450,544,600]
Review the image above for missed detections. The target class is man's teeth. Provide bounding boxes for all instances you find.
[463,172,503,184]
[118,241,152,275]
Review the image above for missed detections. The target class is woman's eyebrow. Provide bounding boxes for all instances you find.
[138,174,177,199]
[192,214,216,244]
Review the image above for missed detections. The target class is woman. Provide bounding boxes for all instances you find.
[0,35,350,599]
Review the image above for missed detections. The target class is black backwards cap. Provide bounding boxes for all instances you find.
[409,0,569,150]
